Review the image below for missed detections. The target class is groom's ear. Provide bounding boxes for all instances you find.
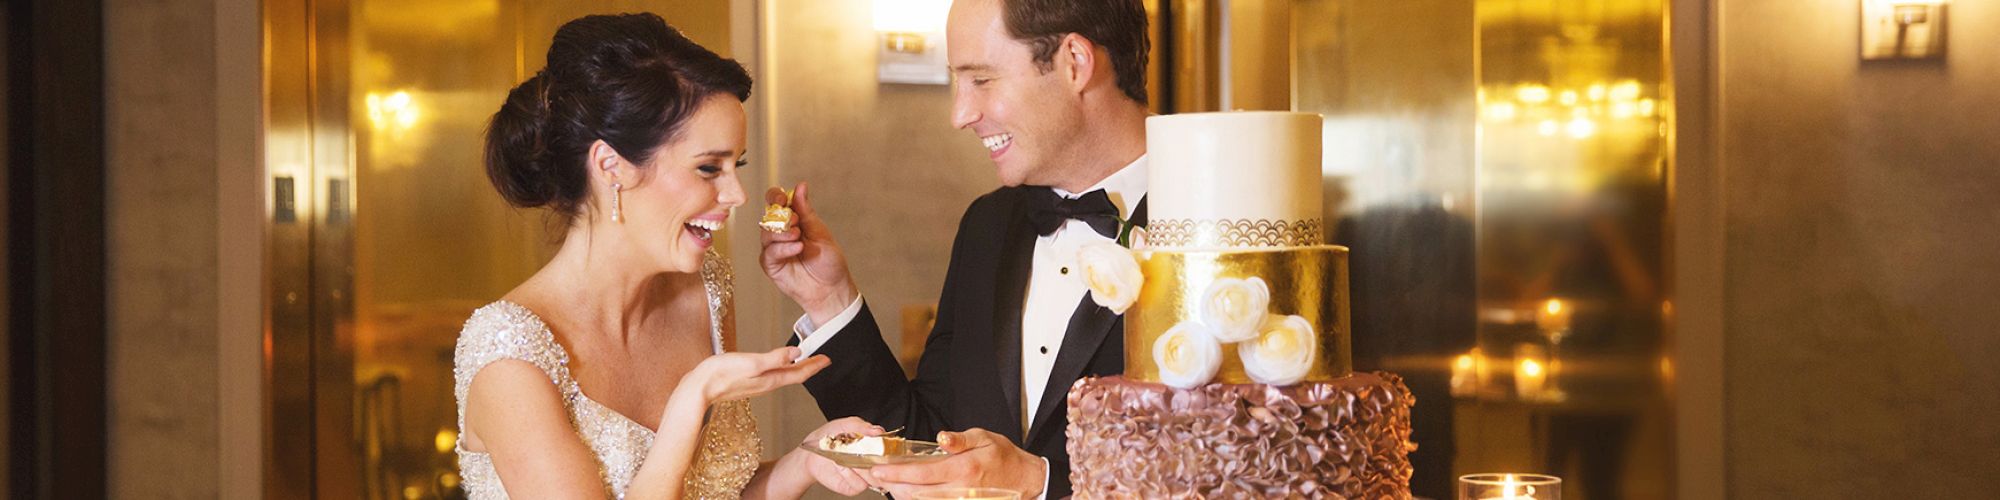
[1056,33,1097,97]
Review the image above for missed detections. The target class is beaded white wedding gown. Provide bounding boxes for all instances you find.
[452,251,760,499]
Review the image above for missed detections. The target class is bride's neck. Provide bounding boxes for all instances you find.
[521,223,690,345]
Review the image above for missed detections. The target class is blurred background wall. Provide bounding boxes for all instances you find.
[1717,1,2000,497]
[100,0,259,496]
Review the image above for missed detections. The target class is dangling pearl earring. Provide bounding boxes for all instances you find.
[611,182,624,223]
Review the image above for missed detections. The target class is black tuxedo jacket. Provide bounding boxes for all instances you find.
[799,185,1143,498]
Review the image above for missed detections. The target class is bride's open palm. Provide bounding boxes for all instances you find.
[689,347,830,402]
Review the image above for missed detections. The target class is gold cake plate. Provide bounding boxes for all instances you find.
[798,439,950,469]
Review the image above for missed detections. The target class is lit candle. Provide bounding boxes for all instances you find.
[1515,358,1546,400]
[1459,473,1561,500]
[1536,298,1572,333]
[1451,350,1480,396]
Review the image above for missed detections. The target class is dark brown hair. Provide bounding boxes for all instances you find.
[485,13,752,217]
[1002,0,1150,104]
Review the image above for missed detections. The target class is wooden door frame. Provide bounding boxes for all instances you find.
[6,0,109,498]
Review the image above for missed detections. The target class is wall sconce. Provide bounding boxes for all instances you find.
[1862,0,1947,60]
[874,0,952,84]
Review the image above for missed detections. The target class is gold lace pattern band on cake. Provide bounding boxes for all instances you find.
[1146,218,1325,248]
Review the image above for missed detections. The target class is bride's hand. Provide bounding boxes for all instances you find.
[758,183,860,326]
[800,417,885,495]
[687,347,830,403]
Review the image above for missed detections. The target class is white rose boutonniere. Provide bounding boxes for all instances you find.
[1153,321,1223,389]
[1240,314,1317,386]
[1200,277,1271,343]
[1076,241,1143,314]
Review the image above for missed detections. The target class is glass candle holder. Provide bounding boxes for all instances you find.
[1459,473,1561,500]
[911,487,1022,500]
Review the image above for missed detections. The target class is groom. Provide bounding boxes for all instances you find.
[759,0,1152,497]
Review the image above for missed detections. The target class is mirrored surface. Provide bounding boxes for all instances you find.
[1294,0,1672,497]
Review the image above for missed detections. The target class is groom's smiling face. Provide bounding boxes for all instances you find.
[946,0,1088,187]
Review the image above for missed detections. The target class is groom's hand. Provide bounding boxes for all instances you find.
[868,428,1047,499]
[759,182,859,325]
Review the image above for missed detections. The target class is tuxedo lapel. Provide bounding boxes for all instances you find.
[1021,196,1147,444]
[989,190,1039,442]
[1024,297,1118,444]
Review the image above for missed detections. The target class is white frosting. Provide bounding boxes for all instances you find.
[821,434,886,455]
[1144,112,1324,249]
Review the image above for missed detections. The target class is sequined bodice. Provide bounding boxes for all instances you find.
[453,252,760,499]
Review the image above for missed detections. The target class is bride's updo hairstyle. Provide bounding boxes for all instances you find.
[485,13,752,219]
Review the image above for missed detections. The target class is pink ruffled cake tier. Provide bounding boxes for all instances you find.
[1065,373,1415,499]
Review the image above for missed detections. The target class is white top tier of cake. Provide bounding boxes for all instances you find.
[1144,111,1324,249]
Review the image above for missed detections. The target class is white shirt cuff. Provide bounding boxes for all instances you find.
[792,295,865,357]
[1036,457,1052,500]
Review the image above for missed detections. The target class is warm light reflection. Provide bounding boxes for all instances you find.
[1451,350,1481,396]
[1516,85,1550,103]
[434,428,457,454]
[1610,80,1642,101]
[1515,357,1547,400]
[365,91,421,132]
[1564,118,1596,138]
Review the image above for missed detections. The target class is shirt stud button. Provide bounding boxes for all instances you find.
[1040,346,1049,354]
[1060,267,1070,275]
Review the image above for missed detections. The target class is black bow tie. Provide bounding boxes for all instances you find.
[1028,189,1122,238]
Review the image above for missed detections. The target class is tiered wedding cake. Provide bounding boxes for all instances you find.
[1065,112,1414,498]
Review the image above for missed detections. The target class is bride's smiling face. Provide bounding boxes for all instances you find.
[599,94,749,274]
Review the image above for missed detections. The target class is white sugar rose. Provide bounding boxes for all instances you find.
[1153,321,1223,389]
[1200,277,1271,343]
[1240,314,1318,386]
[1076,241,1143,314]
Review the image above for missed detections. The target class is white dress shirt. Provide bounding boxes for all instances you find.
[793,156,1149,498]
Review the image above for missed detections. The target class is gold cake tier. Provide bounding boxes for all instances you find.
[1123,245,1352,384]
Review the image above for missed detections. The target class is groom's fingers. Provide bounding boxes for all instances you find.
[758,223,799,244]
[762,240,804,261]
[830,467,869,495]
[871,460,961,487]
[936,429,998,454]
[791,182,823,226]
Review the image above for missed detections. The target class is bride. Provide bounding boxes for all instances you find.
[455,13,876,499]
